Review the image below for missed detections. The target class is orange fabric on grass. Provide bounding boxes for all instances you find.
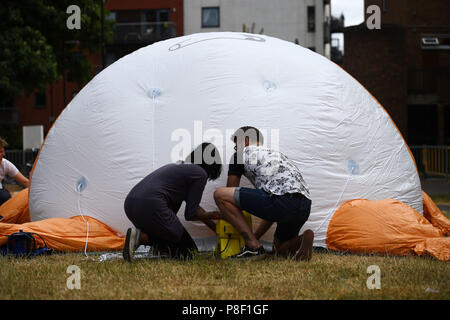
[0,188,124,252]
[0,216,124,252]
[326,198,449,261]
[0,188,30,224]
[422,191,450,236]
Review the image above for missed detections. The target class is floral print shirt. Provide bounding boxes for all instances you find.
[228,145,311,199]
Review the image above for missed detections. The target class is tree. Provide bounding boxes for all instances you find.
[0,0,114,100]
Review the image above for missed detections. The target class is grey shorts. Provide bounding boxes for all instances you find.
[234,187,241,207]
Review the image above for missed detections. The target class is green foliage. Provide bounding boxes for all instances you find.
[0,0,114,99]
[0,123,22,149]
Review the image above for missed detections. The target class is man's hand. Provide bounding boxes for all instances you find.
[195,207,222,220]
[194,207,222,233]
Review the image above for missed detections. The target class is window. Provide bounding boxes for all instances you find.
[34,92,46,109]
[202,7,220,28]
[0,96,13,111]
[307,6,315,32]
[421,35,450,50]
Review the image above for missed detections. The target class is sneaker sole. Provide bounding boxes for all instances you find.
[294,230,314,261]
[123,228,135,262]
[229,248,267,260]
[231,253,267,261]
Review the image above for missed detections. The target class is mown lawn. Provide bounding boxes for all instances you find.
[1,185,449,300]
[431,194,450,205]
[0,251,448,300]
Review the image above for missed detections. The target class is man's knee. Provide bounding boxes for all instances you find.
[213,187,226,203]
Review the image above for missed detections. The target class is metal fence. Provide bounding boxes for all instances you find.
[4,149,39,180]
[410,145,449,179]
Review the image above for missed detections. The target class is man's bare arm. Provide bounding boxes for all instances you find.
[226,175,241,188]
[14,172,29,188]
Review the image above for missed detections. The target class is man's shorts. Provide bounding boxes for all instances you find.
[234,187,311,243]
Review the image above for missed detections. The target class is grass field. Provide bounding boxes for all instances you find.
[431,194,450,205]
[1,185,449,300]
[0,251,448,300]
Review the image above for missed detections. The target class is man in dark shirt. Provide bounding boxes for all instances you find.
[123,143,222,261]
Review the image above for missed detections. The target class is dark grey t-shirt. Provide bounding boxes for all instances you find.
[127,162,208,221]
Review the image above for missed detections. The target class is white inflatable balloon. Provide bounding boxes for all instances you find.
[29,32,422,248]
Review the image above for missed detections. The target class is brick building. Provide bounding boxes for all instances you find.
[343,0,450,145]
[4,0,183,136]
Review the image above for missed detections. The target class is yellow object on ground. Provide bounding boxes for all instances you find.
[216,210,252,259]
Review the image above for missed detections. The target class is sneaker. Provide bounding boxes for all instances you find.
[230,245,266,260]
[123,227,141,262]
[294,229,314,261]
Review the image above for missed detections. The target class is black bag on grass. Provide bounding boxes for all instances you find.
[1,230,52,257]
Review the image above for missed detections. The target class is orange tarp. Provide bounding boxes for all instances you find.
[422,191,450,236]
[2,188,449,258]
[0,188,30,224]
[326,198,450,261]
[0,189,124,252]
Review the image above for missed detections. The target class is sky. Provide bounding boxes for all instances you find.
[331,0,365,52]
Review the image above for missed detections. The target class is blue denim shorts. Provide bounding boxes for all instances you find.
[235,187,311,242]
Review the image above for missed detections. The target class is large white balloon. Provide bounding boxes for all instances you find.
[29,32,422,248]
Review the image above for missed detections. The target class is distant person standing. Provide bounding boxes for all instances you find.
[0,137,29,206]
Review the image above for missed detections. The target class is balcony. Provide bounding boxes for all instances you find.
[330,15,345,33]
[331,46,343,64]
[113,21,177,45]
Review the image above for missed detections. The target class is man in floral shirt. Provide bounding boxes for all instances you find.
[214,126,313,260]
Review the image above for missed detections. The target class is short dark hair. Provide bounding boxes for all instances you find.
[231,126,264,145]
[186,143,222,181]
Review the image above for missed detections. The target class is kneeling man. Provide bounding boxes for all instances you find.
[214,126,313,260]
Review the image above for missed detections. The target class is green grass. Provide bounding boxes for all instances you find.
[430,194,450,205]
[1,186,448,300]
[0,251,448,300]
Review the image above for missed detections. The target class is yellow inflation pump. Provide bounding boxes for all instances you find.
[216,211,252,259]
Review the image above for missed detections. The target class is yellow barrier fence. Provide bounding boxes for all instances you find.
[410,145,449,178]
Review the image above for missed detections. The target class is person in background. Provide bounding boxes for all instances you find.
[0,137,29,206]
[123,142,222,261]
[214,126,313,260]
